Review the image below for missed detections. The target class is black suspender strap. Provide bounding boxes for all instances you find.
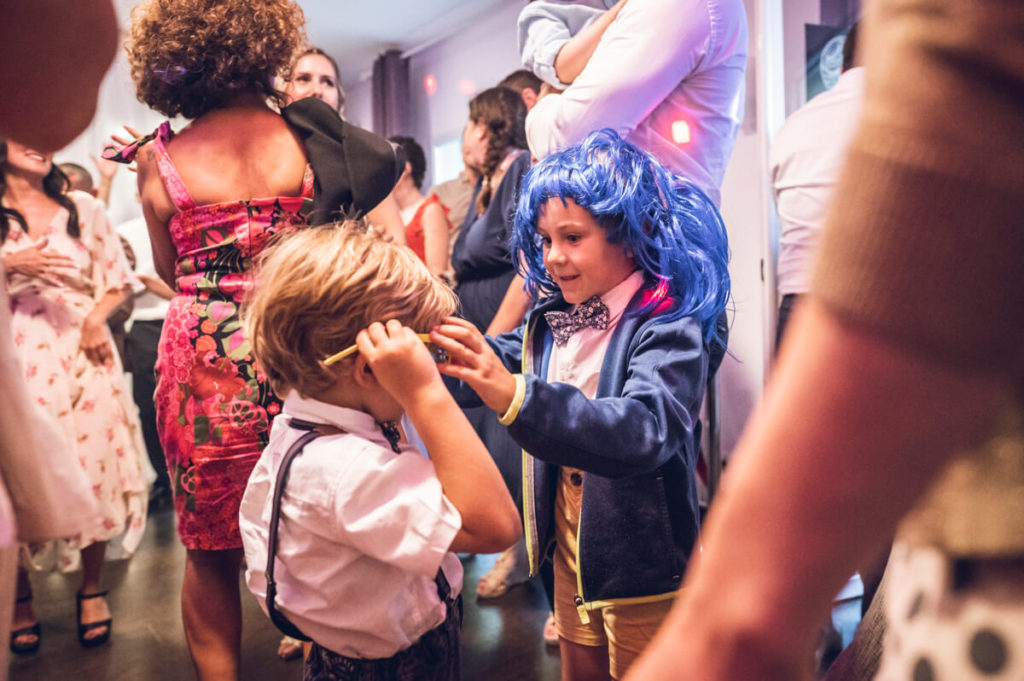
[264,418,330,642]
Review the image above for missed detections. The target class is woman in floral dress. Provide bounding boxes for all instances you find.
[122,1,311,678]
[1,140,148,652]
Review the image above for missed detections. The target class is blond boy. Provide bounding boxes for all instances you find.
[239,223,520,680]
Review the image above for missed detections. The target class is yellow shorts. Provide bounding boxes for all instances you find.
[551,467,674,679]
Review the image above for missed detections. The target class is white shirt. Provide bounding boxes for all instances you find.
[525,0,748,207]
[547,271,644,398]
[116,215,170,322]
[239,392,463,659]
[771,67,865,296]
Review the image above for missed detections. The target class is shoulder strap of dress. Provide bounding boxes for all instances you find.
[150,122,198,212]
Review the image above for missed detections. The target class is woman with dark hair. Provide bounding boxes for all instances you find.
[448,87,533,601]
[122,1,310,677]
[451,87,530,331]
[0,139,147,653]
[388,135,452,279]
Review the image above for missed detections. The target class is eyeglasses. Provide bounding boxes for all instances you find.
[323,333,450,366]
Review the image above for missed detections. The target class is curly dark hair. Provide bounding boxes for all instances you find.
[388,136,426,189]
[126,0,306,119]
[1,141,79,244]
[468,87,527,210]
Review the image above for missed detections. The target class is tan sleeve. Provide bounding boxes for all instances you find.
[812,0,1024,373]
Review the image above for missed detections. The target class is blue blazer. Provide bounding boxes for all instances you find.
[462,286,711,621]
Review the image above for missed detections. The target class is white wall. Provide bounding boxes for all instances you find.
[406,3,524,188]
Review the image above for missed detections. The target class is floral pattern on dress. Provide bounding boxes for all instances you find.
[148,122,313,550]
[1,191,149,572]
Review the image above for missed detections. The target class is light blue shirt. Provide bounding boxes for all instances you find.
[517,0,616,88]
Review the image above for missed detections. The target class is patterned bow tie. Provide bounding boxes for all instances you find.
[545,295,610,346]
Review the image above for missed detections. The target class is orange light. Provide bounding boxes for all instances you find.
[424,75,437,96]
[672,120,691,145]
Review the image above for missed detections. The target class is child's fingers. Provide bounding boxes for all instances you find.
[428,331,475,368]
[441,315,476,330]
[435,361,474,382]
[354,328,375,358]
[364,321,389,345]
[433,322,484,353]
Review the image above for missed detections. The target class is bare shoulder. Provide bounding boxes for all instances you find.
[166,108,307,201]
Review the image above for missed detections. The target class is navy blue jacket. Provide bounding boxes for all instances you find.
[457,286,711,620]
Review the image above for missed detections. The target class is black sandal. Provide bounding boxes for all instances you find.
[10,593,40,655]
[76,590,112,648]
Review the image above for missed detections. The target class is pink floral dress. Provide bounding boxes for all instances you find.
[148,122,313,550]
[2,191,148,571]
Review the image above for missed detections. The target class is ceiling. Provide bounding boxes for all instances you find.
[298,0,509,85]
[115,0,510,88]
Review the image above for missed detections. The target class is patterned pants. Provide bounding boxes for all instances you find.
[875,543,1024,681]
[304,572,462,681]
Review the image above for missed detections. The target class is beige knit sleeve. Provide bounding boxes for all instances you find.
[811,0,1024,374]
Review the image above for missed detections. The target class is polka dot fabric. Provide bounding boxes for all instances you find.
[875,543,1024,681]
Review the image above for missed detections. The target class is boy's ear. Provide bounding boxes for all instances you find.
[351,354,378,389]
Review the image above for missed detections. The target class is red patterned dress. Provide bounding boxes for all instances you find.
[148,122,313,550]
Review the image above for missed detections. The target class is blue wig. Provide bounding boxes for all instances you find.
[512,129,730,343]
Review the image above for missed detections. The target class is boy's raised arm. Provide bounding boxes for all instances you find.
[356,321,521,555]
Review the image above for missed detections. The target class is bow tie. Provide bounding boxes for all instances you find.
[545,296,610,346]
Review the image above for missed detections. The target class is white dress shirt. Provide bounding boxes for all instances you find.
[239,392,463,659]
[525,0,748,207]
[770,67,865,296]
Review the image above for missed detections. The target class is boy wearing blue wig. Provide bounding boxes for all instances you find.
[430,129,730,680]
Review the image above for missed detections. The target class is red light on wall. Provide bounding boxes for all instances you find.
[672,120,691,145]
[458,78,476,95]
[424,74,437,96]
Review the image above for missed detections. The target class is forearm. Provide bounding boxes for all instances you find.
[366,194,407,246]
[89,287,128,323]
[553,0,627,85]
[404,385,520,550]
[626,300,1010,680]
[94,176,113,206]
[484,275,531,335]
[138,274,175,300]
[422,210,451,279]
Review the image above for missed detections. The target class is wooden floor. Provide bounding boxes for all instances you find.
[9,506,561,681]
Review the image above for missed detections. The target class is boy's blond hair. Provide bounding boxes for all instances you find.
[246,221,458,397]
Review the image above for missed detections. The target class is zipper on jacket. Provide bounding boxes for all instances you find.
[520,318,540,576]
[573,494,592,624]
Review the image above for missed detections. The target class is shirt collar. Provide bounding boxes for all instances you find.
[574,270,645,325]
[282,390,394,450]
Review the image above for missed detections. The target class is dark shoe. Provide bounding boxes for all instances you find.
[10,594,40,655]
[76,590,112,648]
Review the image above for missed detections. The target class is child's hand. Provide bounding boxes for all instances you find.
[431,316,517,415]
[355,320,443,408]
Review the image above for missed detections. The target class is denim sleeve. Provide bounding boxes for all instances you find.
[517,3,606,88]
[507,317,707,478]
